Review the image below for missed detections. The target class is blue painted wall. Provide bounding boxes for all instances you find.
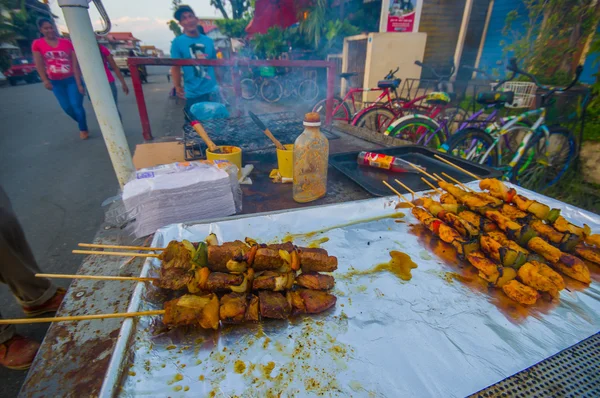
[580,25,600,84]
[478,0,528,71]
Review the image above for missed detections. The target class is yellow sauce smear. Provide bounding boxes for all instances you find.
[234,360,246,374]
[308,237,329,248]
[282,213,405,242]
[344,251,417,281]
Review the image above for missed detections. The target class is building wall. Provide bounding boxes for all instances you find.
[478,0,527,70]
[418,0,467,78]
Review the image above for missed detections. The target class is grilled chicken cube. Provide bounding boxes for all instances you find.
[440,193,458,205]
[574,244,600,265]
[555,254,591,284]
[159,241,193,270]
[501,280,539,305]
[163,293,220,330]
[219,293,247,323]
[258,291,291,319]
[467,251,500,283]
[253,247,287,271]
[296,272,335,290]
[517,262,560,298]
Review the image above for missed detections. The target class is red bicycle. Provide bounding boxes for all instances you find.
[312,67,402,123]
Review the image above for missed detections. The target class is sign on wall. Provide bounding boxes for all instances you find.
[379,0,424,33]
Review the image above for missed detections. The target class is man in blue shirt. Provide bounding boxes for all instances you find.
[171,5,219,112]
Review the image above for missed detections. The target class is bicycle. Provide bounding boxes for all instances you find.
[443,58,583,191]
[280,70,320,102]
[240,66,284,103]
[312,67,402,123]
[381,60,466,148]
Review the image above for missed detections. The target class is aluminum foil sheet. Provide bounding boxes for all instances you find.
[100,182,600,397]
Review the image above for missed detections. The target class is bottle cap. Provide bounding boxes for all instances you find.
[303,112,321,127]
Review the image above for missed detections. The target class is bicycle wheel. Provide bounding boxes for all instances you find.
[313,97,351,123]
[353,107,397,134]
[260,79,283,103]
[282,78,295,98]
[510,127,576,190]
[297,80,319,102]
[241,78,257,100]
[385,115,445,149]
[442,127,499,167]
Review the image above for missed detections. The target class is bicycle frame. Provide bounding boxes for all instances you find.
[334,87,395,119]
[471,108,547,178]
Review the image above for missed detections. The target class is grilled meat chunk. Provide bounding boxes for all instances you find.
[258,291,291,319]
[206,272,244,291]
[296,272,335,290]
[298,248,338,272]
[207,240,249,272]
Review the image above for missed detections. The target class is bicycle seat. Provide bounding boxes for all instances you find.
[425,91,452,105]
[476,91,514,106]
[377,78,401,89]
[339,72,358,80]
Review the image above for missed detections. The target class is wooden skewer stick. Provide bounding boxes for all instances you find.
[78,243,164,251]
[433,173,445,182]
[421,177,444,196]
[382,181,415,207]
[36,273,156,282]
[408,163,439,181]
[433,154,482,181]
[394,179,416,200]
[0,310,165,325]
[441,172,474,192]
[72,250,160,258]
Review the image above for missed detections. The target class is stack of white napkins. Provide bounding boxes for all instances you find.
[123,163,236,238]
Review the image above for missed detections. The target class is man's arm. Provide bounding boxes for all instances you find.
[107,54,129,95]
[32,51,52,90]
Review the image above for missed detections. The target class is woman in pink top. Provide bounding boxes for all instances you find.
[32,18,88,140]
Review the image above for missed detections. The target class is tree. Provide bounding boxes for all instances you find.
[503,0,600,82]
[210,0,251,20]
[167,0,183,37]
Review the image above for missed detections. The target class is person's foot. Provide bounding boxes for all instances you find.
[0,335,40,370]
[22,288,66,317]
[80,131,89,140]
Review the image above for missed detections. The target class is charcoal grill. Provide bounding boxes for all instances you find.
[183,111,340,161]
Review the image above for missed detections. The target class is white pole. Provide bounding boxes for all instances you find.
[473,0,495,79]
[58,0,134,188]
[452,0,474,81]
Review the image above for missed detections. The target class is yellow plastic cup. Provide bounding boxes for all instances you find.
[276,144,294,178]
[206,146,243,177]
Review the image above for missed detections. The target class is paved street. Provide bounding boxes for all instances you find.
[0,66,176,396]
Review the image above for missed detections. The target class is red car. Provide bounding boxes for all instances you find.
[4,57,40,85]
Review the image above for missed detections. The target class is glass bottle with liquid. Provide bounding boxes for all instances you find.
[293,112,329,203]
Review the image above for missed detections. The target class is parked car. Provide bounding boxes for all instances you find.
[113,49,147,83]
[4,57,40,85]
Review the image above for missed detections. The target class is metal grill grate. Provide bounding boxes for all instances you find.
[470,332,600,397]
[183,111,339,161]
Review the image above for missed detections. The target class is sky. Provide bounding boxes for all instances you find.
[48,0,222,54]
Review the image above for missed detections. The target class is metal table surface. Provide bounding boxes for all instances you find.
[18,127,383,397]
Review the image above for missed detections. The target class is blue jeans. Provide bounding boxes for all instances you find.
[50,76,88,131]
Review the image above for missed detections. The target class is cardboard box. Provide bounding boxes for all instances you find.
[132,141,185,170]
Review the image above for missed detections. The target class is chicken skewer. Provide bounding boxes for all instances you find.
[0,290,337,329]
[385,182,543,305]
[436,183,591,284]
